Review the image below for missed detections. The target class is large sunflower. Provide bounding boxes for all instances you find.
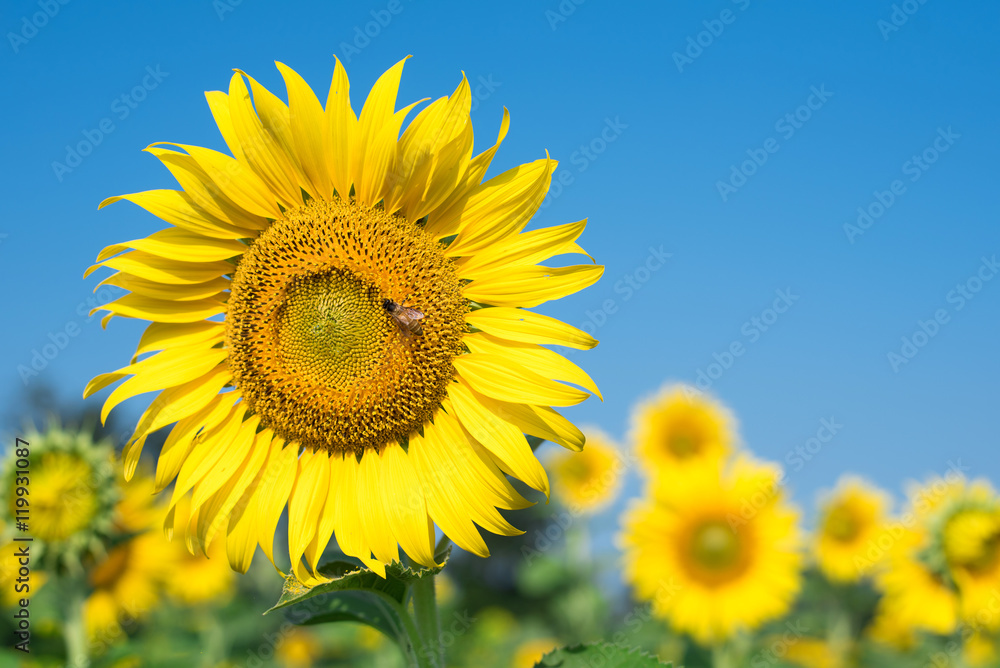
[619,456,802,645]
[85,57,603,580]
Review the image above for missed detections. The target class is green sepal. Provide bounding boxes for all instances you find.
[535,643,672,668]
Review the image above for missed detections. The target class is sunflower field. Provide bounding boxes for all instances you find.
[2,1,998,667]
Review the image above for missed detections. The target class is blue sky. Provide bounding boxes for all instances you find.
[2,0,998,523]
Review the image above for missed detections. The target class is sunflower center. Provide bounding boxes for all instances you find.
[683,519,750,586]
[944,510,1000,573]
[823,505,861,542]
[227,197,466,455]
[667,433,699,457]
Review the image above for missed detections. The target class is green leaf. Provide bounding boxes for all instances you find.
[535,643,672,668]
[266,545,452,614]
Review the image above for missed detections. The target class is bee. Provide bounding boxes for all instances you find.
[383,298,424,336]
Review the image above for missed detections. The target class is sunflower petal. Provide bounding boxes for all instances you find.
[463,264,604,308]
[325,57,357,199]
[98,190,261,240]
[85,250,232,285]
[255,437,297,568]
[455,354,590,407]
[457,219,590,279]
[380,445,436,567]
[100,273,230,304]
[464,333,602,399]
[287,448,331,580]
[464,307,597,350]
[92,293,226,326]
[277,61,333,200]
[155,392,238,492]
[96,228,247,264]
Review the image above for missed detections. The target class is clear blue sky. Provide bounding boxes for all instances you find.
[2,0,998,518]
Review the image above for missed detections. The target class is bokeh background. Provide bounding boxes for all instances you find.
[1,0,998,665]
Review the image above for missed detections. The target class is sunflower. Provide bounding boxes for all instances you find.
[84,530,168,644]
[631,385,734,482]
[85,57,603,580]
[0,424,118,572]
[872,477,964,636]
[548,427,623,514]
[276,627,323,668]
[813,476,890,583]
[619,456,802,645]
[781,638,843,668]
[161,498,236,606]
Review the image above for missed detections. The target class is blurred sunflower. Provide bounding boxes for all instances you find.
[512,637,558,668]
[276,627,323,668]
[865,599,917,651]
[964,631,998,667]
[0,424,118,571]
[873,476,963,636]
[938,483,1000,631]
[84,530,167,643]
[619,456,802,645]
[548,427,623,514]
[161,499,236,606]
[813,476,890,583]
[782,637,842,668]
[86,57,603,580]
[631,385,734,482]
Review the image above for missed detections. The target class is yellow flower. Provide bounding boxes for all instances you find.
[631,385,734,481]
[86,57,603,580]
[276,627,322,668]
[161,500,236,606]
[548,427,623,513]
[865,598,917,651]
[782,638,842,668]
[620,456,802,645]
[512,637,558,668]
[0,425,118,571]
[873,476,966,636]
[813,476,890,583]
[84,531,168,644]
[964,631,998,667]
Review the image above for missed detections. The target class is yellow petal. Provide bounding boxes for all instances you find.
[277,61,333,200]
[155,392,237,492]
[91,293,226,325]
[287,448,331,577]
[444,156,556,256]
[425,108,510,239]
[464,333,601,400]
[98,343,229,423]
[454,353,590,407]
[331,453,386,577]
[472,391,586,452]
[85,250,232,285]
[96,228,247,263]
[226,451,268,573]
[463,264,604,308]
[196,424,270,552]
[144,146,272,230]
[380,445,436,568]
[152,143,282,219]
[170,401,246,508]
[255,437,297,568]
[457,219,590,279]
[227,72,302,208]
[447,378,549,496]
[190,414,260,516]
[99,273,230,303]
[353,56,409,195]
[98,190,261,240]
[356,99,424,207]
[205,89,246,162]
[325,57,357,199]
[358,451,400,566]
[464,307,597,350]
[133,321,225,359]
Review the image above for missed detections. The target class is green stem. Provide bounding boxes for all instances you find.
[711,642,733,668]
[410,575,442,668]
[64,582,89,668]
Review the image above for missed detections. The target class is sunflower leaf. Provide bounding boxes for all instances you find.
[535,643,672,668]
[266,546,452,614]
